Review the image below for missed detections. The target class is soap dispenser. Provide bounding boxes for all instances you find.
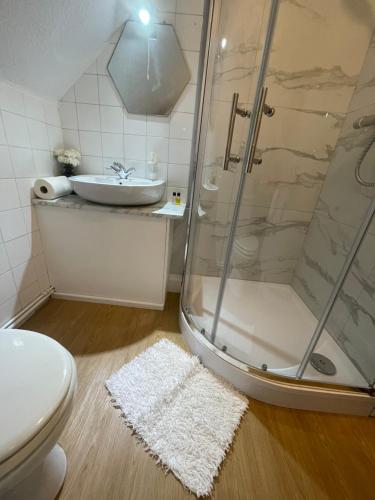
[148,152,159,180]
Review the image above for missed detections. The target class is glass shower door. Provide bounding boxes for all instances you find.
[182,0,279,339]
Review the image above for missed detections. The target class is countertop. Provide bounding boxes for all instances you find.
[32,194,186,219]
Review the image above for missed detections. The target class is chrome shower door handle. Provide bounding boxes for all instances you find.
[223,93,240,171]
[246,87,268,174]
[223,93,251,170]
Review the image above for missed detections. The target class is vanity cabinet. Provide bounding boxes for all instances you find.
[35,199,177,310]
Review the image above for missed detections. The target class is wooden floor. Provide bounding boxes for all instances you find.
[23,295,375,500]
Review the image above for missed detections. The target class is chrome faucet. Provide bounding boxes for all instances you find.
[106,161,135,179]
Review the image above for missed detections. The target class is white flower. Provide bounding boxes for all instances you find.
[54,148,81,167]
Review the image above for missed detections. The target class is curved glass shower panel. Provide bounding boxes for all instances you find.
[212,1,375,387]
[182,0,274,338]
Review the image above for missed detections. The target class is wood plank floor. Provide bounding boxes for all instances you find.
[22,295,375,500]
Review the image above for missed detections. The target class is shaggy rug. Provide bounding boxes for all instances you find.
[105,339,248,497]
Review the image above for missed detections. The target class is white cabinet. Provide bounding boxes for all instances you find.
[36,206,172,309]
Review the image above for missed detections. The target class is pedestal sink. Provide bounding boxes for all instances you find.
[70,175,165,206]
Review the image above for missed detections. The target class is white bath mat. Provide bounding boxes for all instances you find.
[106,339,248,497]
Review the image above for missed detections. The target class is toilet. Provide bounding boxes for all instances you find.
[232,235,259,265]
[0,329,77,500]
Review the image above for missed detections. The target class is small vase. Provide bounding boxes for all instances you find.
[61,164,74,177]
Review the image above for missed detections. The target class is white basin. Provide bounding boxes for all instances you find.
[70,175,165,206]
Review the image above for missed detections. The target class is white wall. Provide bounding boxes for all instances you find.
[59,0,204,204]
[0,80,63,326]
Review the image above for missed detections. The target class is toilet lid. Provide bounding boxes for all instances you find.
[0,329,72,464]
[234,235,259,255]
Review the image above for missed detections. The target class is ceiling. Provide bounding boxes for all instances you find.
[0,0,130,99]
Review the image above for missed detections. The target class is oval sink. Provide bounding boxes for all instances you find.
[70,175,166,206]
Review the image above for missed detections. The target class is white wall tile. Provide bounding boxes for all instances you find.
[98,76,122,106]
[0,208,27,241]
[168,138,191,163]
[102,133,123,157]
[75,74,99,104]
[0,243,10,275]
[9,147,36,178]
[79,131,102,156]
[81,155,104,174]
[16,178,35,207]
[61,86,75,103]
[0,295,20,326]
[47,125,63,150]
[175,14,203,51]
[27,119,49,150]
[167,163,190,187]
[33,150,55,177]
[100,106,123,133]
[2,112,30,147]
[0,271,17,304]
[147,136,169,163]
[169,112,194,139]
[124,134,146,160]
[24,94,45,121]
[0,81,58,318]
[43,101,61,127]
[125,159,146,177]
[0,145,14,178]
[77,103,101,131]
[62,129,80,149]
[0,83,25,115]
[19,280,40,307]
[176,0,203,15]
[12,260,37,291]
[124,113,146,135]
[0,179,20,211]
[5,234,32,268]
[147,116,170,137]
[59,102,78,129]
[175,84,196,113]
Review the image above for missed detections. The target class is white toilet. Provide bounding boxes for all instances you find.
[0,329,77,500]
[232,235,259,266]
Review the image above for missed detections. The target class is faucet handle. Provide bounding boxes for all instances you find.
[113,161,125,171]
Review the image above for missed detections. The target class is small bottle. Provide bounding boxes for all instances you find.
[176,192,181,205]
[172,192,176,204]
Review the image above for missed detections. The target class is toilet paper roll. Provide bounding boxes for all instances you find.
[34,176,73,200]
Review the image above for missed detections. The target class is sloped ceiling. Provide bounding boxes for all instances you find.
[0,0,131,100]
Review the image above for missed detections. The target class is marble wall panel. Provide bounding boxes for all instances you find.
[230,204,310,283]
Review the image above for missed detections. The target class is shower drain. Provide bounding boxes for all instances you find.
[309,353,337,376]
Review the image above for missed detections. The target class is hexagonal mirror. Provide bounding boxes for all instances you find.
[108,21,191,116]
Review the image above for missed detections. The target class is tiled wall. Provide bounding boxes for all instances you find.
[189,0,375,284]
[59,0,203,206]
[292,32,375,383]
[59,0,204,280]
[0,80,63,326]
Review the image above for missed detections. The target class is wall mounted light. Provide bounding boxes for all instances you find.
[139,8,150,25]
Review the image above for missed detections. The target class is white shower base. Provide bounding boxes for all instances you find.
[188,276,367,389]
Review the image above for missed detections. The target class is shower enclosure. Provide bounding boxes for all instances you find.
[180,0,375,414]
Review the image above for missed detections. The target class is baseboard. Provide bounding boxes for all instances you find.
[52,292,165,310]
[167,273,182,293]
[2,286,54,329]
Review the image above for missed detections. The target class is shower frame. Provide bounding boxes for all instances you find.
[179,0,375,415]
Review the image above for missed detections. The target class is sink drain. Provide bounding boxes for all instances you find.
[309,353,337,376]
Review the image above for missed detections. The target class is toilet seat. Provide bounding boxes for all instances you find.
[0,329,75,481]
[233,235,259,258]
